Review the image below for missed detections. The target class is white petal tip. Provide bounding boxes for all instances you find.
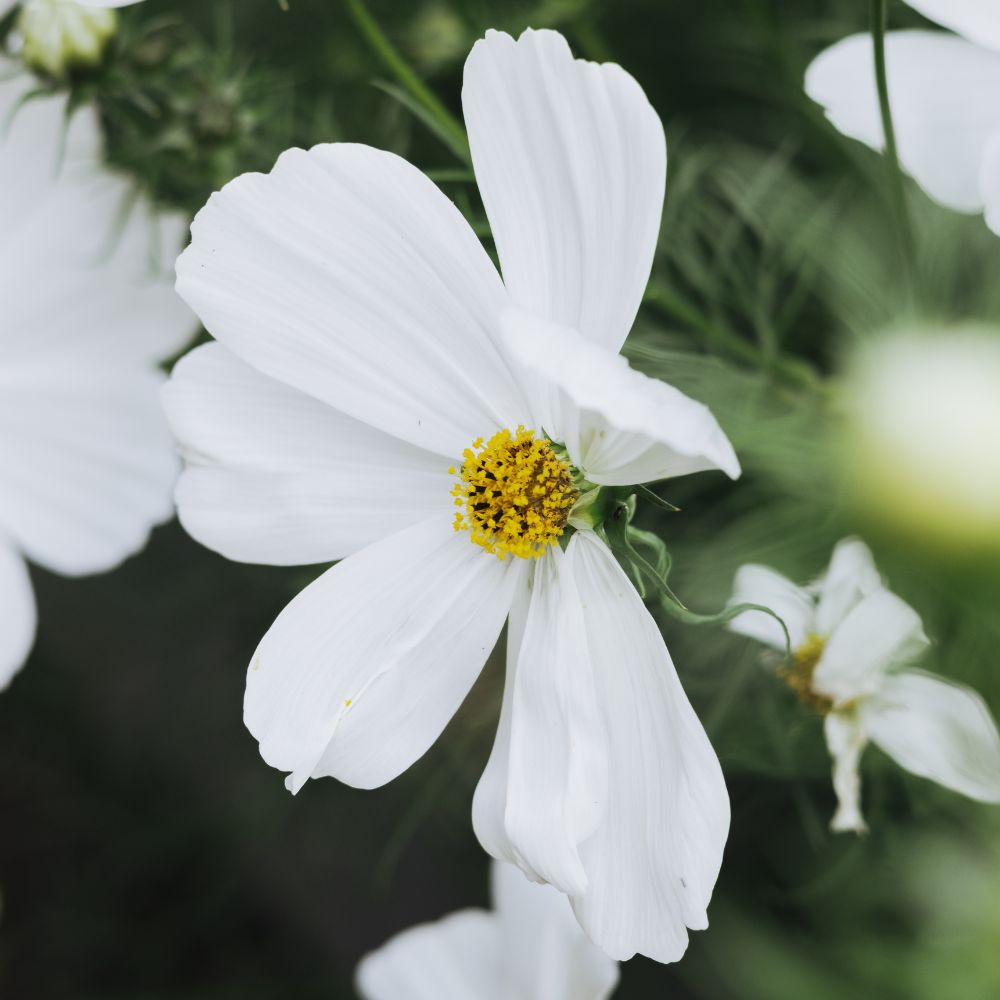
[285,772,307,795]
[829,811,869,836]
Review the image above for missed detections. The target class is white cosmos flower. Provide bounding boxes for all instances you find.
[163,28,738,963]
[5,0,145,76]
[356,860,619,1000]
[0,72,194,688]
[729,538,1000,834]
[805,1,1000,234]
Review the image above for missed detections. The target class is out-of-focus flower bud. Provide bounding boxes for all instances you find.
[18,0,116,77]
[842,329,1000,553]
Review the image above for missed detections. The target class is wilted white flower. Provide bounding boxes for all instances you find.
[842,329,1000,552]
[164,28,738,963]
[356,861,619,1000]
[729,538,1000,833]
[805,1,1000,235]
[5,0,145,76]
[0,73,193,688]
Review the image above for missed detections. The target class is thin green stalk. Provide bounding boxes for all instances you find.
[343,0,470,164]
[604,502,792,658]
[871,0,916,279]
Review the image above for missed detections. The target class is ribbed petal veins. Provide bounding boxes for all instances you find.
[163,344,450,565]
[477,536,730,963]
[463,28,666,354]
[176,143,531,460]
[503,309,739,485]
[483,547,608,896]
[565,533,729,962]
[245,518,521,792]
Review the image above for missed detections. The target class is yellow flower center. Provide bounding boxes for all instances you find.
[450,426,577,560]
[780,633,834,714]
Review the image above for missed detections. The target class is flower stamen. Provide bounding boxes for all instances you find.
[781,633,835,714]
[450,426,577,560]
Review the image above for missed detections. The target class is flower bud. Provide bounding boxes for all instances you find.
[18,0,117,77]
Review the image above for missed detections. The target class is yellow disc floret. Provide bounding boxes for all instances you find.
[451,426,577,560]
[780,633,834,714]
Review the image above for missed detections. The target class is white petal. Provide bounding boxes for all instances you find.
[0,537,35,690]
[565,532,729,964]
[813,588,929,704]
[867,670,1000,803]
[0,76,96,236]
[176,143,531,460]
[477,548,607,896]
[727,564,814,652]
[163,344,450,565]
[463,28,665,353]
[813,537,883,636]
[824,711,870,834]
[980,132,1000,236]
[902,0,1000,53]
[503,309,739,484]
[0,81,190,576]
[472,575,529,869]
[0,366,177,575]
[356,909,504,1000]
[0,84,194,365]
[245,518,521,792]
[493,862,619,1000]
[805,31,1000,212]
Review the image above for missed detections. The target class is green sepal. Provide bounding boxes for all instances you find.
[604,498,792,659]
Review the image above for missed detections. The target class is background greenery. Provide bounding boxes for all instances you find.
[2,0,1000,997]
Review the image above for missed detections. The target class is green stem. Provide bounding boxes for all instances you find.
[343,0,471,164]
[605,503,792,658]
[871,0,916,279]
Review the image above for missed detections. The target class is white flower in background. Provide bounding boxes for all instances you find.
[163,28,738,963]
[356,861,619,1000]
[0,72,193,688]
[4,0,145,76]
[843,330,1000,552]
[805,1,1000,235]
[729,538,1000,833]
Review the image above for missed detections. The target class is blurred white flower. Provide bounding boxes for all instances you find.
[355,861,619,1000]
[163,28,737,963]
[842,330,1000,551]
[0,73,194,688]
[805,1,1000,235]
[7,0,145,76]
[729,538,1000,833]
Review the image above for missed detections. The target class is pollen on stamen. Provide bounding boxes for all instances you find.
[450,426,577,560]
[780,634,834,714]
